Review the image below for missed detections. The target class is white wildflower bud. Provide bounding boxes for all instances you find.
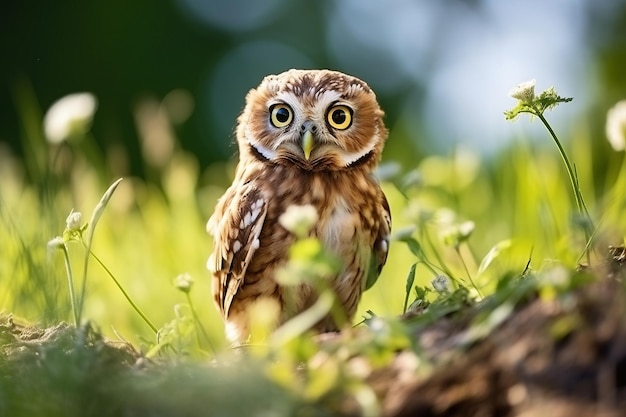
[174,273,194,293]
[43,92,98,144]
[278,204,319,238]
[391,225,417,241]
[508,79,536,104]
[431,275,450,293]
[47,236,65,251]
[605,100,626,152]
[458,221,475,240]
[441,220,475,247]
[65,210,83,232]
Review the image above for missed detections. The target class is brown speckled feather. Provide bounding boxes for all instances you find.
[207,184,267,317]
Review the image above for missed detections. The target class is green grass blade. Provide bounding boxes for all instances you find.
[77,178,123,323]
[477,240,512,278]
[403,263,417,314]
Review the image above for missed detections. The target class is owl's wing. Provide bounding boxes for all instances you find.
[207,184,267,317]
[365,191,391,290]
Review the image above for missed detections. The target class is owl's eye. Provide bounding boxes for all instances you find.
[269,104,293,128]
[326,105,353,130]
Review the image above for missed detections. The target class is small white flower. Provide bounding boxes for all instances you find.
[65,210,83,232]
[509,79,536,104]
[441,220,475,247]
[43,92,98,144]
[605,100,626,152]
[391,225,417,241]
[458,221,475,239]
[278,204,318,237]
[47,236,65,251]
[431,275,450,293]
[174,272,194,293]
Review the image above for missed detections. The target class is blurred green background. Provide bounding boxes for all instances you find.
[1,0,626,352]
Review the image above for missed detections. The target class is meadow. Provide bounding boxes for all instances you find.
[1,81,626,416]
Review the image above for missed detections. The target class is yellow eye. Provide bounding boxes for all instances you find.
[269,104,293,128]
[326,105,353,130]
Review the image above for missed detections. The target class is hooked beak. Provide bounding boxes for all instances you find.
[301,130,314,161]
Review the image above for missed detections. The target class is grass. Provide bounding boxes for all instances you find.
[1,81,626,415]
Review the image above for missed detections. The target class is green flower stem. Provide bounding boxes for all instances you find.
[454,246,482,298]
[532,109,594,262]
[534,110,591,220]
[185,292,215,354]
[531,108,595,264]
[86,246,158,334]
[422,228,458,287]
[507,84,593,260]
[61,244,79,327]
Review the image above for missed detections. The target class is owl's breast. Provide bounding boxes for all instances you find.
[315,194,358,251]
[248,166,380,320]
[313,173,380,264]
[254,165,379,257]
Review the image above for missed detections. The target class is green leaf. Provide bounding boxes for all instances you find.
[403,263,417,313]
[89,178,124,236]
[404,237,422,257]
[477,239,512,277]
[535,87,573,114]
[504,101,530,120]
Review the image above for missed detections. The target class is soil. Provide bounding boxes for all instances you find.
[374,247,626,417]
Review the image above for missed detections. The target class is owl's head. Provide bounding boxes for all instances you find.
[236,69,388,172]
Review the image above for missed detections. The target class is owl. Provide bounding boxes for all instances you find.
[207,69,391,344]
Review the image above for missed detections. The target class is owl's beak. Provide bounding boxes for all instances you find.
[301,130,314,161]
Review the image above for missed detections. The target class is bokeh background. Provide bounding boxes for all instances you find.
[1,0,626,351]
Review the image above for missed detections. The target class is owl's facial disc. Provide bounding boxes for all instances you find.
[248,89,381,169]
